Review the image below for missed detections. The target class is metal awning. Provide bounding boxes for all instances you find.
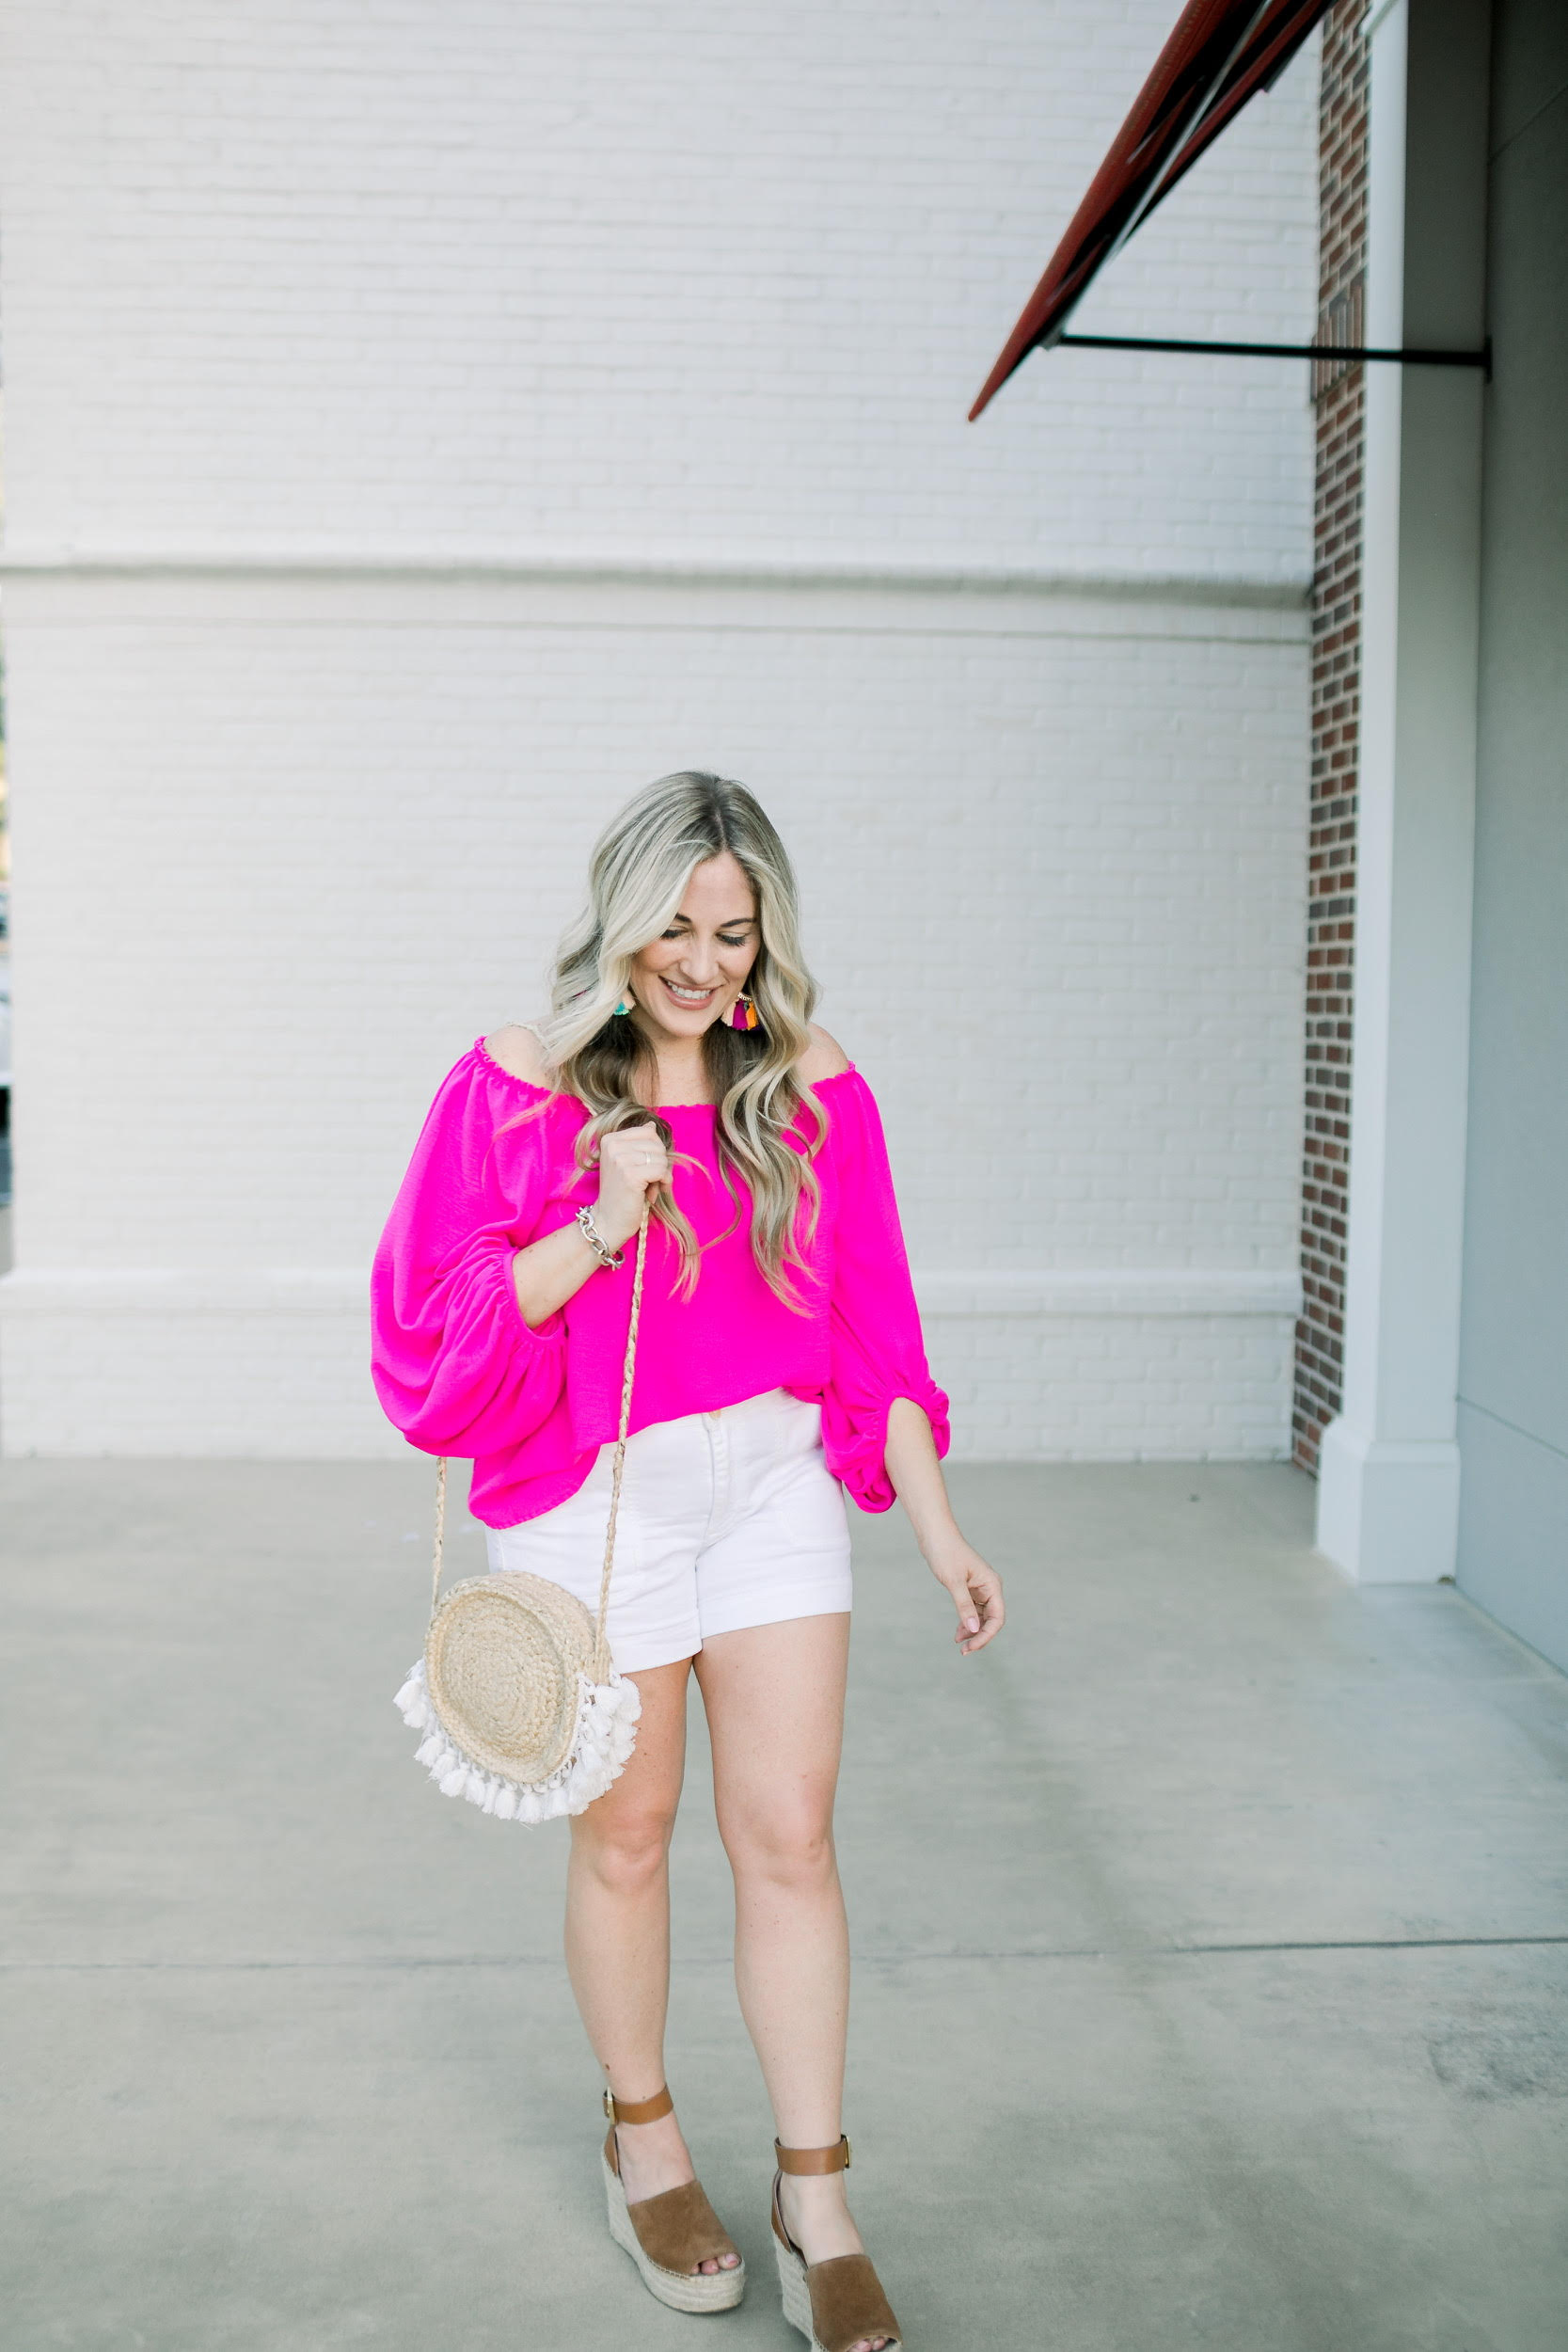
[968,0,1487,421]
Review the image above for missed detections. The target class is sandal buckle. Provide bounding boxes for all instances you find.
[603,2089,616,2122]
[843,2134,852,2169]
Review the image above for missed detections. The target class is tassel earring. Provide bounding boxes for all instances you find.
[730,992,760,1033]
[612,998,632,1016]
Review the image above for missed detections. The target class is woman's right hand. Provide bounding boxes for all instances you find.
[593,1121,671,1250]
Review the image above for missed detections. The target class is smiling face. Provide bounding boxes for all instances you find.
[626,850,759,1042]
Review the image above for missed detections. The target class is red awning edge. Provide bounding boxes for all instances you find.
[969,0,1336,421]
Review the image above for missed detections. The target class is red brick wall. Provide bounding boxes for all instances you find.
[1295,0,1368,1473]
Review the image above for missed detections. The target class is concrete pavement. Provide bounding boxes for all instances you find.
[2,1455,1565,2350]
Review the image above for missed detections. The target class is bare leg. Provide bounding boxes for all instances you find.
[696,1614,892,2352]
[563,1656,738,2276]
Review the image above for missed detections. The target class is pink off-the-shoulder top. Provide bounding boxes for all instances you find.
[370,1041,950,1528]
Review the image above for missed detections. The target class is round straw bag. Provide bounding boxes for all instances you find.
[392,1203,651,1824]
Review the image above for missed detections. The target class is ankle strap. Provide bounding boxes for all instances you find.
[603,2084,673,2126]
[775,2134,852,2174]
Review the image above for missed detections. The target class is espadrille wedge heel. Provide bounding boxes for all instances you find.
[770,2137,902,2352]
[600,2086,746,2314]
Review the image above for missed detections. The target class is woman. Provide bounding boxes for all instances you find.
[372,772,1004,2352]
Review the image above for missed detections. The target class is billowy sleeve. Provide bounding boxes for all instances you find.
[818,1073,950,1512]
[371,1054,568,1457]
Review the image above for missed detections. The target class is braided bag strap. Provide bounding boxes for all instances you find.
[592,1200,651,1679]
[428,1456,449,1622]
[427,1200,652,1681]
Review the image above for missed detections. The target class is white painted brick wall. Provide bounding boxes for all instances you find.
[3,578,1307,1277]
[0,0,1318,1462]
[937,1311,1301,1462]
[0,0,1319,575]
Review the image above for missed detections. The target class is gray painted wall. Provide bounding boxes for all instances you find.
[1456,0,1568,1667]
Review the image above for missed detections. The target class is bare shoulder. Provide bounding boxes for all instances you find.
[796,1023,853,1084]
[483,1022,552,1085]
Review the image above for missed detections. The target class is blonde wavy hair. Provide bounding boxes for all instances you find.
[532,771,826,1304]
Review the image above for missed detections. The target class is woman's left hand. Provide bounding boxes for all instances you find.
[927,1536,1006,1655]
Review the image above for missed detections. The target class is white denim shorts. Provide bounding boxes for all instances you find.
[484,1388,853,1673]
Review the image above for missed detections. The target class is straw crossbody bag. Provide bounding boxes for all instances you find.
[392,1202,651,1824]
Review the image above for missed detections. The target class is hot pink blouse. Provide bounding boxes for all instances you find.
[370,1041,950,1528]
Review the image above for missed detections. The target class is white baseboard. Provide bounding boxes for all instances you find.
[1315,1418,1461,1582]
[915,1268,1301,1318]
[0,1264,1302,1460]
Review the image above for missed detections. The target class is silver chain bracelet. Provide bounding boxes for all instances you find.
[576,1205,626,1271]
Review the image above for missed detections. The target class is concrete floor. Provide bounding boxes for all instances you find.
[2,1456,1566,2352]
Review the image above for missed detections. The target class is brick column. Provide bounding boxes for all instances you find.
[1293,0,1368,1473]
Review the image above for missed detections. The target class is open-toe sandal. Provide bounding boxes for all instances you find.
[600,2085,746,2313]
[771,2135,903,2352]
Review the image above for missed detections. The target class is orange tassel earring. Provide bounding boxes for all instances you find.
[730,992,760,1032]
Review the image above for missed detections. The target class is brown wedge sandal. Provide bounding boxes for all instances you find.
[600,2085,746,2313]
[771,2135,903,2352]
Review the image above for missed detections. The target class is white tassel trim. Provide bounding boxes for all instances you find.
[393,1658,641,1823]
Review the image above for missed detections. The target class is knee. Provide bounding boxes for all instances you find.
[722,1804,837,1895]
[574,1804,675,1897]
